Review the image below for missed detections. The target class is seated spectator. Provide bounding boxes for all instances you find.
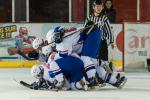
[102,0,116,23]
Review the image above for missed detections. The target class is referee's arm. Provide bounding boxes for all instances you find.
[104,17,114,45]
[84,16,90,26]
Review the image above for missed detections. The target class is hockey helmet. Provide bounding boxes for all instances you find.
[46,29,55,44]
[31,64,44,79]
[32,38,43,49]
[53,26,65,44]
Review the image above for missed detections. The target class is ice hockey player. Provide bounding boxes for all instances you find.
[32,37,52,62]
[30,27,88,90]
[77,22,127,88]
[77,21,102,87]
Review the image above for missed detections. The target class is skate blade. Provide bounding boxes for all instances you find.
[118,77,127,89]
[83,85,88,91]
[98,83,106,88]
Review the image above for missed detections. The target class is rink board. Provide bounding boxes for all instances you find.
[0,61,40,68]
[0,60,122,70]
[0,23,124,70]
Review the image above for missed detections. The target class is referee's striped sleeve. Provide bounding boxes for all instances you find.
[84,16,90,27]
[104,17,114,44]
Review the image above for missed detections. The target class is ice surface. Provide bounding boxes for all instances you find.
[0,68,150,100]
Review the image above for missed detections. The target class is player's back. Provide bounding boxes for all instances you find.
[56,30,81,55]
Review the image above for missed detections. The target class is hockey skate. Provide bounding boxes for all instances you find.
[82,83,88,91]
[112,76,127,89]
[96,74,106,88]
[87,77,98,88]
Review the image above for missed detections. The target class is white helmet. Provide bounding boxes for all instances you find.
[42,45,52,56]
[32,38,43,49]
[31,64,44,79]
[46,29,55,44]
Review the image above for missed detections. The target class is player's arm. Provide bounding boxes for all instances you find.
[84,15,91,27]
[83,16,97,35]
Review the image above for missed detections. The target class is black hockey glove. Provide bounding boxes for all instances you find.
[30,81,40,90]
[83,21,96,34]
[53,79,65,89]
[28,50,39,60]
[85,21,95,27]
[31,78,51,90]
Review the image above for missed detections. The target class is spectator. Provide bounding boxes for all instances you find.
[102,0,116,23]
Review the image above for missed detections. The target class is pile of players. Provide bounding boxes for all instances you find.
[29,23,127,91]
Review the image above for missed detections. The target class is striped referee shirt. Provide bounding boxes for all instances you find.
[84,14,114,44]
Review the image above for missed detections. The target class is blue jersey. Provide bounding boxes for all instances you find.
[80,27,102,58]
[55,56,84,83]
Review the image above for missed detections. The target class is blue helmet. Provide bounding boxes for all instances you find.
[53,26,65,44]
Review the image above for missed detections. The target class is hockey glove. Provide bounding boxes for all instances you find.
[31,78,51,90]
[53,79,65,89]
[83,21,96,35]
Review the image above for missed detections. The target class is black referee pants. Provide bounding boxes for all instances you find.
[98,39,108,61]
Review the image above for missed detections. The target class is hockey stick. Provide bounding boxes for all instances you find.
[64,24,95,38]
[86,25,95,35]
[108,44,118,72]
[47,24,96,45]
[13,78,54,90]
[13,78,33,89]
[13,78,64,91]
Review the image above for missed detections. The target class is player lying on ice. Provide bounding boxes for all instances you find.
[28,24,127,90]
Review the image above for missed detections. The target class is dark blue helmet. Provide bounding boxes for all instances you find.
[53,26,65,44]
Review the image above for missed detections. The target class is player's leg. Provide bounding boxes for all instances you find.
[66,56,88,90]
[80,27,102,87]
[98,39,110,71]
[81,55,99,87]
[54,56,86,90]
[70,77,88,91]
[96,65,127,88]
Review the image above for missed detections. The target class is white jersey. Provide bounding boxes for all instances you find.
[47,27,83,65]
[46,28,82,83]
[40,62,63,84]
[56,28,82,55]
[56,30,79,54]
[46,27,83,56]
[40,63,54,82]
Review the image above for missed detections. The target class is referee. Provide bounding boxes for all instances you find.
[84,0,114,72]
